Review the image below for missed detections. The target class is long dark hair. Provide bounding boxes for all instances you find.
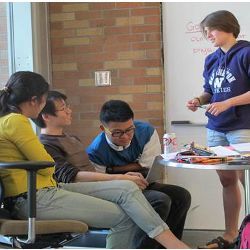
[0,71,49,117]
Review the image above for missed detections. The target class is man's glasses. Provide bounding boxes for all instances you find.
[104,126,136,138]
[55,103,71,112]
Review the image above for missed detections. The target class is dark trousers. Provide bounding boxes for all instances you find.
[136,182,191,249]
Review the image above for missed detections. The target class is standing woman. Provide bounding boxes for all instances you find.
[187,10,250,249]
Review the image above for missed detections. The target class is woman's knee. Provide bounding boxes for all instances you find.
[217,171,238,187]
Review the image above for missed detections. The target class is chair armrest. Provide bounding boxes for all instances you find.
[0,161,54,217]
[0,161,54,171]
[0,161,54,244]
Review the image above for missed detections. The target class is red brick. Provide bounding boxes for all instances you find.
[115,2,145,8]
[89,19,116,28]
[61,71,86,80]
[68,86,120,96]
[119,34,145,43]
[144,3,161,7]
[75,11,102,20]
[148,118,163,127]
[145,33,161,41]
[50,29,76,38]
[104,26,130,35]
[62,72,89,79]
[103,42,130,52]
[79,95,106,103]
[77,62,104,71]
[131,8,160,16]
[50,22,63,30]
[105,34,144,44]
[132,42,161,50]
[49,3,63,13]
[51,38,64,49]
[88,37,106,44]
[134,94,163,102]
[146,50,162,59]
[119,78,134,85]
[52,72,65,80]
[132,25,160,34]
[53,78,78,86]
[77,52,117,63]
[75,44,103,54]
[136,110,162,118]
[145,16,161,24]
[119,69,145,78]
[130,102,147,110]
[132,59,161,68]
[134,76,162,85]
[53,54,77,63]
[89,3,115,10]
[103,9,129,18]
[52,47,75,55]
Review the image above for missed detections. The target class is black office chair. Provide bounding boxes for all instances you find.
[0,161,88,248]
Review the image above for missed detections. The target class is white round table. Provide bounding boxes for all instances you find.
[155,155,250,215]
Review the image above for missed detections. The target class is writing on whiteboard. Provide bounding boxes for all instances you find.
[185,21,247,56]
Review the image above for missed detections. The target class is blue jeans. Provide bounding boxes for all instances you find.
[13,180,168,249]
[207,128,250,147]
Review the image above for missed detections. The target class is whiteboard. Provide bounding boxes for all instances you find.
[163,2,250,127]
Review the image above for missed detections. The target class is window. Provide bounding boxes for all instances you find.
[0,3,10,87]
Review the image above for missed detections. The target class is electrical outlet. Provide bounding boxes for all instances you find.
[95,71,111,86]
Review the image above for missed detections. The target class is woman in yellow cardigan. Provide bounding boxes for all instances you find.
[0,71,189,249]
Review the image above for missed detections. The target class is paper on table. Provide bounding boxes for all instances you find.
[230,143,250,152]
[210,146,240,156]
[161,152,178,160]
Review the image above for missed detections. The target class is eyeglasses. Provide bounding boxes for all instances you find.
[104,126,136,138]
[55,103,71,112]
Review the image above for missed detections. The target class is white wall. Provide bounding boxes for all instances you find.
[162,2,248,229]
[163,2,250,125]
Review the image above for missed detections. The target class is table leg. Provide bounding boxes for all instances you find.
[245,169,250,215]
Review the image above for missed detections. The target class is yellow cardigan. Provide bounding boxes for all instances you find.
[0,113,56,197]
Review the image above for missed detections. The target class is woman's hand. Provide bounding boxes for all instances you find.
[206,100,232,116]
[186,98,200,112]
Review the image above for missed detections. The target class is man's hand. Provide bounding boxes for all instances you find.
[125,171,144,178]
[123,172,149,190]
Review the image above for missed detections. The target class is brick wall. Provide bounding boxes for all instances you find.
[48,2,164,148]
[0,3,9,87]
